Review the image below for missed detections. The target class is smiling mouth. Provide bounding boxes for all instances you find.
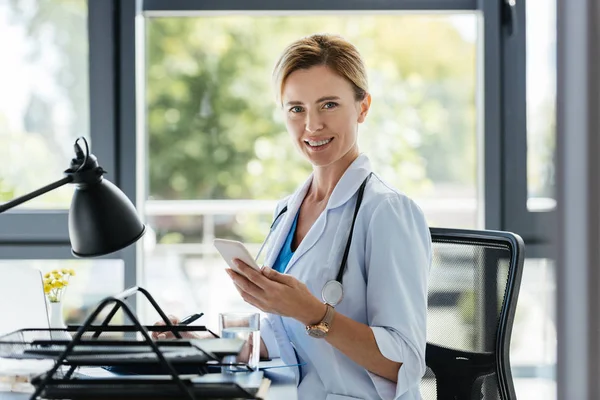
[304,137,334,148]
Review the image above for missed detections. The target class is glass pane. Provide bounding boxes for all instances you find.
[0,259,124,331]
[141,14,479,323]
[526,0,556,211]
[511,258,556,399]
[0,1,89,209]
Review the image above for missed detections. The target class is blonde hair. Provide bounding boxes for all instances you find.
[272,34,368,105]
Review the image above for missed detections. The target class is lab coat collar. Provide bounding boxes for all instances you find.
[282,153,373,216]
[325,153,373,210]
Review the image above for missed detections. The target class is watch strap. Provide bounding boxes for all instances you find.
[321,303,335,327]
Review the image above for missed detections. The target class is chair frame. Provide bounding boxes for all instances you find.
[427,228,525,400]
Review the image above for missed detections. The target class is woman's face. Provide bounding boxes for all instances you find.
[281,65,371,169]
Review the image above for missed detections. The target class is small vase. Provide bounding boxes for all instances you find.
[49,301,67,329]
[48,301,71,341]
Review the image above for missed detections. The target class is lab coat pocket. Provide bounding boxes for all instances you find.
[325,394,364,400]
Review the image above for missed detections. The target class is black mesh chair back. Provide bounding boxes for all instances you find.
[421,228,524,400]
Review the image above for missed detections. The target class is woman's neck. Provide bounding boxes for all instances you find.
[308,148,360,203]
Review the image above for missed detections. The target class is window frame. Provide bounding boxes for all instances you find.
[501,0,556,248]
[142,0,478,13]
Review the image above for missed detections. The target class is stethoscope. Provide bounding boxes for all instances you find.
[255,173,372,306]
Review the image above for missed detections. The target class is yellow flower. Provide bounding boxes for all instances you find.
[53,281,64,289]
[61,278,69,286]
[69,269,76,276]
[61,268,69,274]
[44,273,51,279]
[52,270,61,277]
[43,284,52,294]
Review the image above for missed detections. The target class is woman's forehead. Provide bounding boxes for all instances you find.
[282,66,354,103]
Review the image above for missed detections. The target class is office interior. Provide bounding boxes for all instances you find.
[0,0,597,399]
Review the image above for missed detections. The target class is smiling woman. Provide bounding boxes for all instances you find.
[217,34,432,400]
[274,35,371,189]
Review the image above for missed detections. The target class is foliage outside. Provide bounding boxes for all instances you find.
[145,15,477,243]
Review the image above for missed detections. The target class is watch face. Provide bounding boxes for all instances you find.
[306,324,328,338]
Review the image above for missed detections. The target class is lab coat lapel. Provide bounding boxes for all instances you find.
[283,209,327,275]
[283,154,373,275]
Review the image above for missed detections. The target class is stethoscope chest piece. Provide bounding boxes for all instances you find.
[322,280,344,306]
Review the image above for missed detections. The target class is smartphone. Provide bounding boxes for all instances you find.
[213,238,262,274]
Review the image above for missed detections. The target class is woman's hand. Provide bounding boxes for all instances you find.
[226,260,327,326]
[151,315,210,340]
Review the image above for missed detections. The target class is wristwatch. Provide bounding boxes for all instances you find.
[306,303,335,338]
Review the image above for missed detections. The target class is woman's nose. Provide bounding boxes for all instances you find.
[305,112,324,133]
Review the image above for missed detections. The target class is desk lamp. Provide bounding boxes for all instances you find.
[0,137,145,257]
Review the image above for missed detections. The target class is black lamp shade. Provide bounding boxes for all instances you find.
[69,179,146,257]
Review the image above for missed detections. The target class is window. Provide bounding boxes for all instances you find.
[140,13,480,325]
[526,0,556,211]
[0,0,89,209]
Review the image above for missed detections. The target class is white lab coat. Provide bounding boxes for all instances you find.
[260,154,431,400]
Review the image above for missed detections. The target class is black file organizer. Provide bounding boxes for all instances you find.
[0,287,267,400]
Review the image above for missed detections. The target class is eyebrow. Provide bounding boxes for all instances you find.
[284,96,341,107]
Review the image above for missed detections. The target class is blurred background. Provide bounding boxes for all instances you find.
[0,1,556,398]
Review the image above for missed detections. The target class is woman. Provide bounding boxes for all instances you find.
[226,34,431,400]
[158,34,431,400]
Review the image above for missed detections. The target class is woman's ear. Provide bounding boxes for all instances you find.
[357,93,372,123]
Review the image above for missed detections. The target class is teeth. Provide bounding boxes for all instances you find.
[306,138,332,147]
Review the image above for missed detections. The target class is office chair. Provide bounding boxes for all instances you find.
[422,228,524,400]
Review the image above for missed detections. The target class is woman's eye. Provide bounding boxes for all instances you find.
[290,106,303,113]
[323,102,338,109]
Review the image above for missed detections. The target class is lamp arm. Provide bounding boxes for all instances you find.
[0,176,74,214]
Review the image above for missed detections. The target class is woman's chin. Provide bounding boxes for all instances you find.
[305,151,336,167]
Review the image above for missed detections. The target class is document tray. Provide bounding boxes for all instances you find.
[33,371,271,399]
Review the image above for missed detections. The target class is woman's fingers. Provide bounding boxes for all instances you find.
[261,267,295,286]
[227,268,265,297]
[156,331,200,340]
[232,260,272,290]
[152,315,181,339]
